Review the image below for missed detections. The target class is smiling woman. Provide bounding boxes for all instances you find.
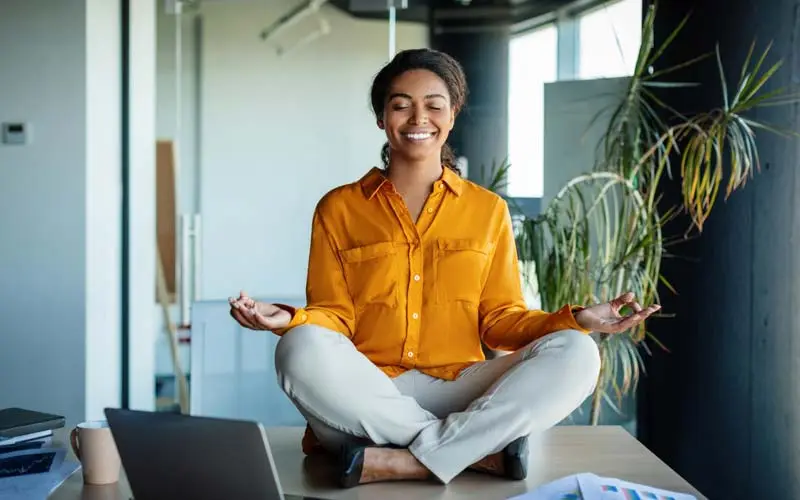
[369,49,467,178]
[228,47,659,490]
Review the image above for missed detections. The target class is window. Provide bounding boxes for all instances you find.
[507,24,557,198]
[577,0,643,79]
[506,0,642,201]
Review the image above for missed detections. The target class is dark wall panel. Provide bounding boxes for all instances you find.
[640,1,800,498]
[431,30,510,185]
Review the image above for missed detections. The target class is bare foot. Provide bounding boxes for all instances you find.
[470,452,505,476]
[359,448,432,484]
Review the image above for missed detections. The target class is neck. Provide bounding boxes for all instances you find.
[386,156,444,195]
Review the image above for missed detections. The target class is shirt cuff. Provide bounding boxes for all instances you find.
[271,304,308,335]
[554,304,590,333]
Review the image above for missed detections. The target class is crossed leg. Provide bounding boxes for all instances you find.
[275,324,600,484]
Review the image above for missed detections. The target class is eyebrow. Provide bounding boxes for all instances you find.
[388,92,448,101]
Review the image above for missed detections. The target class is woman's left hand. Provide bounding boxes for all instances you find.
[574,292,660,334]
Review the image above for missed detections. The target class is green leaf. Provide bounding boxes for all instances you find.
[641,81,700,88]
[514,9,798,425]
[715,44,729,110]
[645,8,691,69]
[647,52,713,80]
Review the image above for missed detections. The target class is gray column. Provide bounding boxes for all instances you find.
[431,29,510,188]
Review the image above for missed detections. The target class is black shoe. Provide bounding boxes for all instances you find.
[338,444,366,488]
[338,442,399,488]
[503,435,529,480]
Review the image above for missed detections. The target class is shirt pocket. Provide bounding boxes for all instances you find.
[434,238,491,305]
[339,241,399,310]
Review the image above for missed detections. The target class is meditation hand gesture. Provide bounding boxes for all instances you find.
[574,292,660,334]
[228,291,291,330]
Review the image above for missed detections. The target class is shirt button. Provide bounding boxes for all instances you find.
[407,352,414,358]
[426,207,433,214]
[412,313,419,319]
[413,274,420,281]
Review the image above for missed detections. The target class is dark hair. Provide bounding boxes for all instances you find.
[370,48,468,175]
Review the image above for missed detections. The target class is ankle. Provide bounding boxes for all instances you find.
[362,448,430,482]
[470,452,505,476]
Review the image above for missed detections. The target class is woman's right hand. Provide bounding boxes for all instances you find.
[228,291,291,330]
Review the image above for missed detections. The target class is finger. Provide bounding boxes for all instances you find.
[615,305,660,330]
[231,305,258,329]
[230,306,248,327]
[630,301,643,313]
[237,310,258,330]
[230,296,247,308]
[243,304,267,329]
[610,291,635,308]
[612,313,646,332]
[633,304,660,316]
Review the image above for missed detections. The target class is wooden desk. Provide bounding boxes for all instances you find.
[49,426,705,499]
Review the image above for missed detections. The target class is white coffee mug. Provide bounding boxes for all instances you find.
[69,420,121,485]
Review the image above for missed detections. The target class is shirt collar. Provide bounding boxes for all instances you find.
[360,166,464,199]
[439,165,464,196]
[360,167,390,199]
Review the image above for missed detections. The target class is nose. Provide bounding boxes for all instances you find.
[409,105,428,125]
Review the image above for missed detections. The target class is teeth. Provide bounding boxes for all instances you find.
[406,132,433,140]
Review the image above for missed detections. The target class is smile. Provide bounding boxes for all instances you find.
[403,132,435,142]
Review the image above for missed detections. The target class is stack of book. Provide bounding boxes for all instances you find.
[0,407,78,499]
[0,407,65,448]
[0,408,64,453]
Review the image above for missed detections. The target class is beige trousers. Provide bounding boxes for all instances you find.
[274,324,601,484]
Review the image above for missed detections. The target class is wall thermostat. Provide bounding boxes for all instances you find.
[2,122,30,145]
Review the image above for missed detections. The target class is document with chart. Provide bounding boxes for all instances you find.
[508,472,697,500]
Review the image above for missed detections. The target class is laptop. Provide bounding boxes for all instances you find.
[104,408,328,500]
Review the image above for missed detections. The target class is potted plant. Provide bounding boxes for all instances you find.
[501,3,798,425]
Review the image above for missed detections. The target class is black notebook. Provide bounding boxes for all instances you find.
[0,407,66,440]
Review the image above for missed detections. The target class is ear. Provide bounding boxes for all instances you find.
[377,119,385,130]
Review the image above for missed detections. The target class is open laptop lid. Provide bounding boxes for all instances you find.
[105,408,292,500]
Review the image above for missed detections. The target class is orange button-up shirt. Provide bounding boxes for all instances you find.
[274,167,588,381]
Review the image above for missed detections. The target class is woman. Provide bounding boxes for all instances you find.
[229,48,659,488]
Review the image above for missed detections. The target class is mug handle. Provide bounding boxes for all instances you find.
[69,427,81,460]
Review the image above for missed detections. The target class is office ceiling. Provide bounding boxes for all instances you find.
[330,0,583,29]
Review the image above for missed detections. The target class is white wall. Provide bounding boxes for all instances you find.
[542,77,630,207]
[84,0,123,422]
[197,1,428,300]
[128,0,158,411]
[0,0,156,425]
[0,0,89,426]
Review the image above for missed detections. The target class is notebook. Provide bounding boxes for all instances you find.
[0,408,65,441]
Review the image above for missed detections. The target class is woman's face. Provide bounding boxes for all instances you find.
[380,69,456,165]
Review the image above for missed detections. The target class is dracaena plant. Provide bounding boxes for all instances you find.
[497,2,799,425]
